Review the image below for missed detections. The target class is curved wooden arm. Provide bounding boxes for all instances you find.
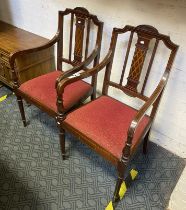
[127,71,169,139]
[55,45,100,88]
[56,50,113,96]
[9,31,60,69]
[119,71,169,163]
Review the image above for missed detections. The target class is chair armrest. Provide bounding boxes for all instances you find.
[9,31,60,69]
[55,45,100,88]
[56,50,112,96]
[127,71,169,139]
[119,71,169,162]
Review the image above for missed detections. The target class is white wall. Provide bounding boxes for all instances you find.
[0,0,186,158]
[168,166,186,210]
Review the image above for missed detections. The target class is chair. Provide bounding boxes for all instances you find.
[9,7,103,158]
[60,25,178,207]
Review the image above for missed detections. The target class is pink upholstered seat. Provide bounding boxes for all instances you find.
[19,71,92,112]
[64,96,150,159]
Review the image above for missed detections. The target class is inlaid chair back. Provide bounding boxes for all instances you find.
[57,7,103,70]
[103,25,178,105]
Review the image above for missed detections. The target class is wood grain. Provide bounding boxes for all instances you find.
[0,21,55,88]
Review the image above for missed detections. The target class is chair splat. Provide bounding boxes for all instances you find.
[125,35,151,92]
[57,7,103,70]
[125,25,159,93]
[73,8,89,64]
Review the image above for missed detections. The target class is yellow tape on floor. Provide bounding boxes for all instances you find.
[130,169,138,180]
[105,169,138,210]
[105,201,114,210]
[0,92,14,102]
[0,95,7,102]
[106,180,128,209]
[119,181,127,199]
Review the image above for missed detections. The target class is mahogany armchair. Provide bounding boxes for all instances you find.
[9,7,103,158]
[60,25,178,208]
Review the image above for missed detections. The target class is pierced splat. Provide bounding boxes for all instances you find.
[57,7,103,72]
[125,34,151,92]
[73,8,89,64]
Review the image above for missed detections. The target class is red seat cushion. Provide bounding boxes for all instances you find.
[19,71,92,112]
[64,96,150,159]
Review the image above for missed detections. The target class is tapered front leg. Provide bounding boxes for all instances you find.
[113,177,124,203]
[59,126,66,160]
[106,167,138,210]
[56,113,66,160]
[17,96,27,127]
[105,160,126,210]
[113,159,126,204]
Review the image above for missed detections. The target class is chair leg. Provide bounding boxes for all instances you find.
[16,96,27,127]
[113,177,123,203]
[113,161,126,203]
[143,130,150,154]
[106,166,138,209]
[59,126,66,160]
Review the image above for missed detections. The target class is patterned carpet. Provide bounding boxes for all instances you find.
[0,86,185,210]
